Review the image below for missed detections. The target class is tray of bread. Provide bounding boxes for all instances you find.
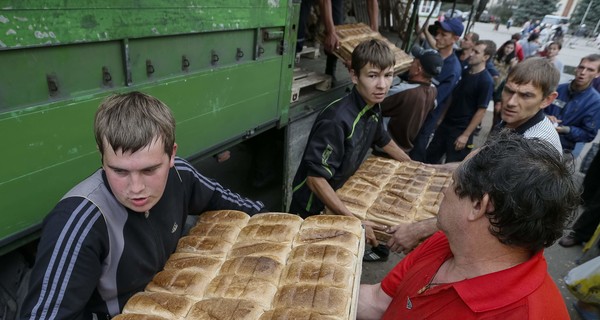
[113,212,365,320]
[322,23,413,75]
[327,156,452,241]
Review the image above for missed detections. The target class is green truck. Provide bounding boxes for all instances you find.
[0,0,357,316]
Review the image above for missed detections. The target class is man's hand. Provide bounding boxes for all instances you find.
[386,223,422,254]
[362,220,385,247]
[323,32,340,54]
[386,219,439,254]
[556,125,570,134]
[547,115,561,124]
[454,134,469,151]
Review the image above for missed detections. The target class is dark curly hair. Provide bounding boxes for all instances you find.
[453,131,579,252]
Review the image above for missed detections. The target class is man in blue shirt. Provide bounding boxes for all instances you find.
[545,54,600,153]
[426,40,495,163]
[410,17,463,161]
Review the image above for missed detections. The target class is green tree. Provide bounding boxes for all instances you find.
[569,0,600,36]
[489,0,518,24]
[512,0,559,25]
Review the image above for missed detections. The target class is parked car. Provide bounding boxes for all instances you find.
[444,9,464,21]
[478,11,494,23]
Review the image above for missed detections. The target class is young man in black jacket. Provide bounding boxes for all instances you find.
[21,92,264,319]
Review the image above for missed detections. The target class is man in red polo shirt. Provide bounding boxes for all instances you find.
[357,133,578,319]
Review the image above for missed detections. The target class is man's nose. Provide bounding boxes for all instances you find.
[129,173,145,193]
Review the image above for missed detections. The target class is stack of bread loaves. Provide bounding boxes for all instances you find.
[113,211,364,320]
[330,155,452,241]
[325,23,413,75]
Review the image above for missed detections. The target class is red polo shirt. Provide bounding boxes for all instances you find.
[380,232,568,319]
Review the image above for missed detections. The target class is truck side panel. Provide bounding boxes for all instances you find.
[0,0,295,254]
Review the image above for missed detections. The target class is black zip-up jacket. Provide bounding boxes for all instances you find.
[21,157,263,319]
[291,87,391,218]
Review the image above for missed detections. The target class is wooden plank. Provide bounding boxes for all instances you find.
[349,229,366,320]
[291,71,332,102]
[295,45,321,60]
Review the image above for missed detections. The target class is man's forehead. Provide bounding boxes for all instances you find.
[580,59,600,72]
[505,80,542,95]
[362,63,393,73]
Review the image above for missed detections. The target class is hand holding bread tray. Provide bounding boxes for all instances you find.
[327,155,453,242]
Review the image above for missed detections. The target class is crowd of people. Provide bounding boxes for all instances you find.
[19,9,600,320]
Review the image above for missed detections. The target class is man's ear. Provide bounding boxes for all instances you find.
[169,143,178,167]
[540,91,559,110]
[350,68,359,85]
[469,193,494,221]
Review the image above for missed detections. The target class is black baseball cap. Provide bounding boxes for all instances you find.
[410,45,443,77]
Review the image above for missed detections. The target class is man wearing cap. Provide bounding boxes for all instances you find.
[380,46,443,152]
[410,17,464,162]
[425,40,495,163]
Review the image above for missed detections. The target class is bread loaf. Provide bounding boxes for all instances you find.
[358,156,400,174]
[280,261,353,290]
[367,192,415,225]
[205,274,278,308]
[145,269,211,299]
[218,256,284,284]
[197,210,250,227]
[163,255,223,273]
[112,314,169,320]
[188,223,242,244]
[176,236,232,257]
[122,292,195,319]
[288,244,356,269]
[185,298,264,320]
[258,308,343,320]
[272,284,350,317]
[293,228,359,250]
[237,224,299,244]
[336,179,382,205]
[228,242,291,264]
[300,215,362,238]
[246,212,303,227]
[324,202,368,220]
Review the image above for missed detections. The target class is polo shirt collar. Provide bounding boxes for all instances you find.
[451,250,547,312]
[496,109,545,135]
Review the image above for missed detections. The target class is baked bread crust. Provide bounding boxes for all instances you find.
[185,298,264,320]
[121,292,195,319]
[272,284,349,316]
